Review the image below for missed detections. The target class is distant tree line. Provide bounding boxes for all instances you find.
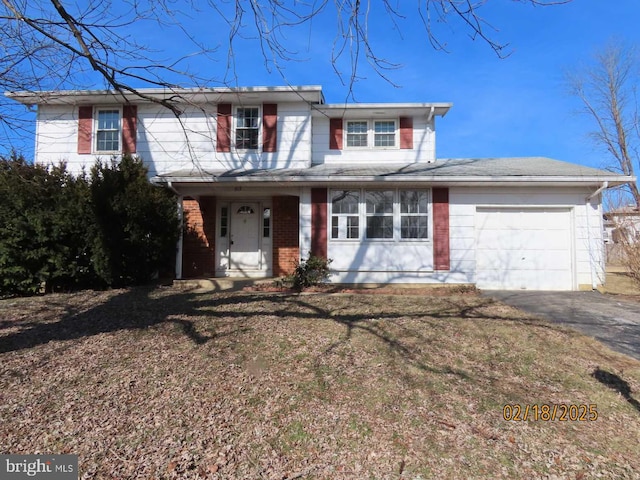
[0,154,179,296]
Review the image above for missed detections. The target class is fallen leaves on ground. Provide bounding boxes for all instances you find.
[1,286,639,479]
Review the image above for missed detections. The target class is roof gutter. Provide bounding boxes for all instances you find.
[151,174,631,187]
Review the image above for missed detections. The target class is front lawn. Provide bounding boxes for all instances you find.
[1,287,639,479]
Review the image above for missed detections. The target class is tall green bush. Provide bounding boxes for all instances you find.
[0,153,180,295]
[89,155,180,287]
[0,153,94,294]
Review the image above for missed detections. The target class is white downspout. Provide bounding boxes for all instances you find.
[585,181,608,289]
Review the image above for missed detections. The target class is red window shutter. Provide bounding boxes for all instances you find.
[399,116,413,149]
[77,106,93,154]
[216,103,232,152]
[432,187,450,270]
[263,103,278,152]
[311,188,328,258]
[122,105,137,154]
[329,118,343,150]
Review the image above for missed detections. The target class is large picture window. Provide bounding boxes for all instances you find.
[235,107,260,150]
[330,189,430,241]
[96,109,120,152]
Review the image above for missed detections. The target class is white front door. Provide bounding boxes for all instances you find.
[229,203,261,270]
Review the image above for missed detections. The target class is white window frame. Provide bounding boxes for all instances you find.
[94,107,122,153]
[234,105,261,151]
[330,190,361,240]
[344,119,398,150]
[365,190,395,240]
[399,190,430,240]
[329,188,432,242]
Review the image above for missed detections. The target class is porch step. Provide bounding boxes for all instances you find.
[173,277,276,293]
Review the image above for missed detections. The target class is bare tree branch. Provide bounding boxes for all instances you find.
[568,42,640,206]
[1,0,572,155]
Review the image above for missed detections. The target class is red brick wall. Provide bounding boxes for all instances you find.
[182,196,216,278]
[273,195,300,276]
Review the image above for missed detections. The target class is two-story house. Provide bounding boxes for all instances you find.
[7,85,634,290]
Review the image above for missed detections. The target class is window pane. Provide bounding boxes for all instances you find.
[347,216,359,239]
[97,110,119,129]
[347,121,368,133]
[97,130,119,151]
[332,190,359,214]
[366,216,393,239]
[220,207,228,237]
[374,121,395,133]
[236,129,259,149]
[401,191,428,214]
[366,191,393,214]
[263,208,271,237]
[331,216,339,239]
[374,134,395,147]
[401,216,428,239]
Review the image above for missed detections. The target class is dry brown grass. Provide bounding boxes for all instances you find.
[1,286,639,479]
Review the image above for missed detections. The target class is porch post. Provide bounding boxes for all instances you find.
[176,196,183,279]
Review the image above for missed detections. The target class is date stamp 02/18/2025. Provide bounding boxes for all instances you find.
[503,404,598,422]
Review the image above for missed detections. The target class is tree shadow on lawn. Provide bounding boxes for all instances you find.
[592,368,640,413]
[0,286,225,353]
[0,288,577,365]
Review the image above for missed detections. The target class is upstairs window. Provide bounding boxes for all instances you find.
[346,121,368,147]
[96,109,120,152]
[236,107,260,150]
[344,119,397,149]
[374,120,396,147]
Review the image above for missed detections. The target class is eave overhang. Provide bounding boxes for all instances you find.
[5,85,326,106]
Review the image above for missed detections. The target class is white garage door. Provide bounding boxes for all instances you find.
[475,207,573,290]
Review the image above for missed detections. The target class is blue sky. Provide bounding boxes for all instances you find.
[6,0,640,172]
[182,0,638,171]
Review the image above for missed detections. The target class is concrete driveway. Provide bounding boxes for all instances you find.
[483,291,640,361]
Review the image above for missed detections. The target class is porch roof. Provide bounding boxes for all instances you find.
[152,157,633,188]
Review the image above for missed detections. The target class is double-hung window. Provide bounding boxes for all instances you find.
[400,190,429,239]
[374,121,396,147]
[331,190,360,239]
[96,109,120,152]
[346,121,368,148]
[236,107,260,150]
[365,191,394,239]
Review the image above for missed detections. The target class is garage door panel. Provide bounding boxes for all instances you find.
[475,208,573,290]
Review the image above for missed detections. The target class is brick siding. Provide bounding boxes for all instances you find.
[182,196,216,278]
[272,196,300,276]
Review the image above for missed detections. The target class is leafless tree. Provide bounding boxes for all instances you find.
[1,0,571,154]
[568,42,640,207]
